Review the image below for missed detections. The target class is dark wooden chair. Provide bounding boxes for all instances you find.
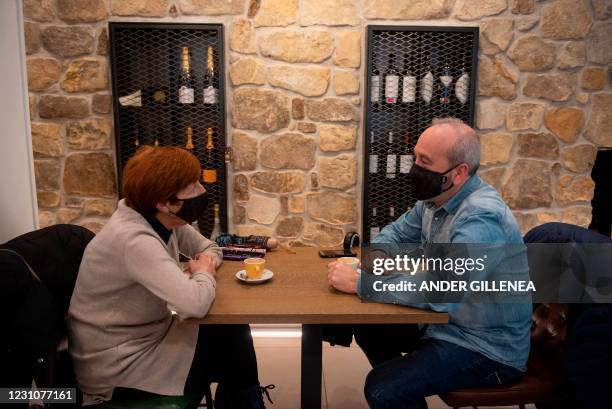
[440,303,569,409]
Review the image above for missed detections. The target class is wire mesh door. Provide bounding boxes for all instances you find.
[109,23,227,237]
[363,26,479,243]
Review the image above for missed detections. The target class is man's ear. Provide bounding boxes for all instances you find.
[454,163,470,182]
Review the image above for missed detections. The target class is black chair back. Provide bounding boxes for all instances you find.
[0,224,94,406]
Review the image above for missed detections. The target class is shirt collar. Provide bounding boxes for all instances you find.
[424,175,482,215]
[144,214,172,244]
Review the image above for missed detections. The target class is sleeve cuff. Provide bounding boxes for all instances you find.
[192,271,216,288]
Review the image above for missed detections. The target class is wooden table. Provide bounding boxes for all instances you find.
[194,247,448,408]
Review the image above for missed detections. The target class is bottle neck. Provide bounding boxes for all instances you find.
[207,47,215,75]
[182,51,190,73]
[206,131,214,149]
[387,55,395,72]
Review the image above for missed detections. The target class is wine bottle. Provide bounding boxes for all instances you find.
[154,128,162,147]
[385,131,396,179]
[370,52,381,104]
[210,203,222,241]
[178,47,194,104]
[401,53,416,103]
[185,126,194,150]
[143,85,168,106]
[399,132,414,174]
[370,206,380,240]
[202,128,217,184]
[133,129,140,147]
[369,131,378,174]
[152,88,167,104]
[384,53,399,104]
[203,46,218,105]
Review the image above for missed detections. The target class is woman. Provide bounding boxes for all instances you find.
[68,146,267,407]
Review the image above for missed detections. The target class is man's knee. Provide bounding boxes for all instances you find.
[364,370,389,409]
[364,365,424,409]
[364,367,401,408]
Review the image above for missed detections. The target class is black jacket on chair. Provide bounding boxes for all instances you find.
[0,224,94,400]
[524,222,612,409]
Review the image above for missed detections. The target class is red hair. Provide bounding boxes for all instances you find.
[122,146,200,216]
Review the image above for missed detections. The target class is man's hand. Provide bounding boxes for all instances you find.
[327,261,359,294]
[188,254,216,278]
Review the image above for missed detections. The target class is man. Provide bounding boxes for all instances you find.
[328,118,532,408]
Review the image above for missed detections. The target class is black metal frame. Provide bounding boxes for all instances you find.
[300,324,323,408]
[109,22,228,235]
[362,25,479,243]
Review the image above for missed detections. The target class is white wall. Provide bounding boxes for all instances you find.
[0,0,38,243]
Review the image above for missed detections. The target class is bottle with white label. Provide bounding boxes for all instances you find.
[386,132,396,179]
[389,205,395,219]
[384,53,399,104]
[401,53,416,103]
[210,203,222,242]
[399,132,414,174]
[203,46,218,105]
[370,206,380,240]
[399,153,414,174]
[369,131,378,174]
[178,47,194,104]
[370,52,381,105]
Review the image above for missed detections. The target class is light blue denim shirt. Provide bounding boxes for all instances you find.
[359,175,532,371]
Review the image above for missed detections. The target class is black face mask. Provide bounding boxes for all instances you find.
[171,193,208,224]
[409,163,458,201]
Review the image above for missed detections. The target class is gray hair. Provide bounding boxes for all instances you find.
[431,117,481,175]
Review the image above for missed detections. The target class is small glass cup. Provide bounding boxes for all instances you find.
[244,257,266,279]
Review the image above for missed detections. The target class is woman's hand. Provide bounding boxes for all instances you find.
[327,261,358,294]
[188,254,216,277]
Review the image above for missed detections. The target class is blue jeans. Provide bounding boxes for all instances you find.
[364,338,523,409]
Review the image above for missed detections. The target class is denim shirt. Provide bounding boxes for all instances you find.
[360,175,531,371]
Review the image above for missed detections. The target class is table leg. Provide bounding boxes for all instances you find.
[301,324,322,409]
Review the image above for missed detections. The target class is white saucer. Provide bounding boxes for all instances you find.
[235,269,274,284]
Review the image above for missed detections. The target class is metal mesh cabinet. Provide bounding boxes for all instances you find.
[109,22,227,236]
[363,26,479,243]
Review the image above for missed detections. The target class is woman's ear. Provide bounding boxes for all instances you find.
[155,201,171,213]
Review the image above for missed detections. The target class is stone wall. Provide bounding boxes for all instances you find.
[24,0,611,243]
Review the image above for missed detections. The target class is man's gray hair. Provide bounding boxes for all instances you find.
[431,117,481,175]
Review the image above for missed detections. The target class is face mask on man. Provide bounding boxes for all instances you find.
[170,193,208,224]
[408,163,459,201]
